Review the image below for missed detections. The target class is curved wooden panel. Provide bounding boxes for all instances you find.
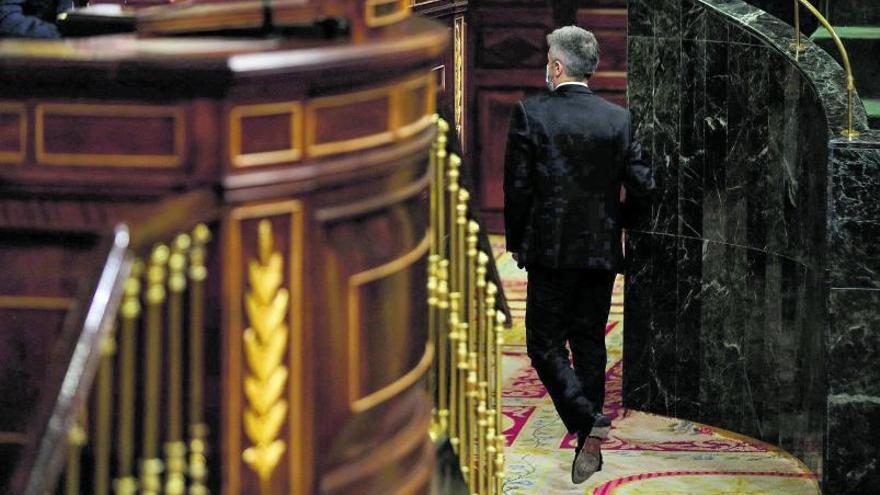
[224,200,309,495]
[347,235,432,413]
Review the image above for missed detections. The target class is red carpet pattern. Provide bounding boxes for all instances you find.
[490,236,820,495]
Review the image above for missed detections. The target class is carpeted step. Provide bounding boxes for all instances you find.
[827,0,880,26]
[865,99,880,129]
[812,26,880,96]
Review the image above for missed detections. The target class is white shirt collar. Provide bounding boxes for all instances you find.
[555,81,590,89]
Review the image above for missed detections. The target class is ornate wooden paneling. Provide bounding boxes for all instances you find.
[313,145,433,494]
[0,15,448,495]
[0,230,99,437]
[223,201,309,495]
[478,28,547,68]
[229,102,304,168]
[415,0,469,152]
[477,90,524,212]
[348,235,432,413]
[35,103,185,167]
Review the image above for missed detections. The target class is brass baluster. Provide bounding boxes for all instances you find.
[436,118,449,263]
[448,294,461,452]
[189,224,211,494]
[467,353,479,493]
[475,252,489,494]
[114,261,142,495]
[484,281,498,494]
[447,154,460,291]
[437,260,451,433]
[456,188,468,331]
[433,117,452,438]
[428,256,439,436]
[494,311,507,494]
[455,187,470,481]
[94,319,117,495]
[467,222,479,354]
[65,407,87,495]
[141,244,169,495]
[447,149,462,454]
[485,414,496,495]
[165,234,190,495]
[465,220,480,493]
[477,392,488,494]
[457,316,469,480]
[428,116,442,435]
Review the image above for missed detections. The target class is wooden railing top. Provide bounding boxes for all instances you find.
[0,16,448,84]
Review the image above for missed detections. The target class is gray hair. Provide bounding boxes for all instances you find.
[546,26,600,79]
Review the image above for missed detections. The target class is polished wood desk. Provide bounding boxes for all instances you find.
[0,13,449,494]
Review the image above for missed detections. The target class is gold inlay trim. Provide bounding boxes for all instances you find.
[454,16,465,149]
[305,72,435,158]
[241,220,289,490]
[348,233,431,413]
[0,295,73,310]
[0,102,26,164]
[353,343,434,414]
[593,71,627,78]
[365,0,411,28]
[0,431,28,444]
[396,73,437,140]
[229,101,304,168]
[305,84,396,158]
[35,103,185,167]
[226,200,306,495]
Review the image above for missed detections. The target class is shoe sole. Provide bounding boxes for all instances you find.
[571,450,601,484]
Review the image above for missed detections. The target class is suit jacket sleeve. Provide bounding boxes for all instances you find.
[0,0,61,38]
[503,100,534,253]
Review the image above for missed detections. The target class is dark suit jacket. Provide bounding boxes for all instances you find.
[0,0,72,38]
[503,84,655,272]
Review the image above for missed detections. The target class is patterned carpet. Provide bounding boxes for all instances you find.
[490,237,820,495]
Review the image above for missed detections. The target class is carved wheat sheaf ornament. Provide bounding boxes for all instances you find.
[242,220,289,488]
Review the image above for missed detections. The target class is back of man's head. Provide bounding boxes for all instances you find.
[546,26,600,80]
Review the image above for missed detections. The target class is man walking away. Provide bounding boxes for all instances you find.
[503,25,655,484]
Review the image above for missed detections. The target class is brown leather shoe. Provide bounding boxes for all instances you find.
[571,436,602,484]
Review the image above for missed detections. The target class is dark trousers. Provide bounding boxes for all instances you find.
[525,266,615,435]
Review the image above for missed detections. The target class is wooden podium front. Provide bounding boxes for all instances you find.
[0,13,448,495]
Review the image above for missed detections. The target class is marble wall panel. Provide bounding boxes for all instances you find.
[825,135,880,489]
[623,232,680,412]
[626,0,652,38]
[679,38,706,240]
[623,0,878,491]
[829,134,880,289]
[673,235,703,419]
[827,287,880,492]
[826,400,880,493]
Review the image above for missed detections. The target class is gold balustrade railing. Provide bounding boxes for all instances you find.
[429,116,508,495]
[792,0,860,139]
[59,223,214,495]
